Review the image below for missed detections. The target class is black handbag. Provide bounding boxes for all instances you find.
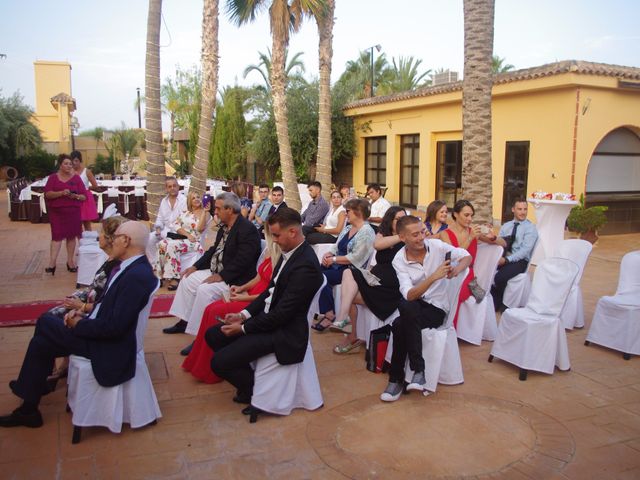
[366,324,392,373]
[166,232,188,240]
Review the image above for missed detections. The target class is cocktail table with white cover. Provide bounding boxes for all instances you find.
[528,198,578,265]
[586,250,640,359]
[489,257,579,380]
[250,277,326,418]
[67,282,161,442]
[554,239,593,330]
[457,243,503,345]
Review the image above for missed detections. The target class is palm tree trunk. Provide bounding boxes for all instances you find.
[315,0,334,200]
[461,0,495,224]
[144,0,165,222]
[271,27,301,211]
[166,112,175,161]
[190,0,219,196]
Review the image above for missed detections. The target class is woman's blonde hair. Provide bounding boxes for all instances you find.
[263,223,282,267]
[186,191,200,211]
[101,216,129,249]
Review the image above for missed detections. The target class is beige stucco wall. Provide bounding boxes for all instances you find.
[346,72,640,221]
[32,61,74,150]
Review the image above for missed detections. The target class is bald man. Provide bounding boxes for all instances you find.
[1,221,158,428]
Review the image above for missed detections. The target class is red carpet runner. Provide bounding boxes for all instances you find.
[0,294,175,327]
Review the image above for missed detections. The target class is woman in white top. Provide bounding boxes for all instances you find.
[305,191,347,244]
[71,150,99,231]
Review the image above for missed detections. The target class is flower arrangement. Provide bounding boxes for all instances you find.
[530,191,576,201]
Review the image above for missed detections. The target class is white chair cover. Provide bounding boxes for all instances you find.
[394,268,468,393]
[250,277,326,416]
[76,233,108,286]
[586,251,640,357]
[67,282,162,434]
[553,239,593,329]
[502,239,538,309]
[457,243,503,345]
[490,258,579,376]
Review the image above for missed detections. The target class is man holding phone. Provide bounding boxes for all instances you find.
[383,215,471,402]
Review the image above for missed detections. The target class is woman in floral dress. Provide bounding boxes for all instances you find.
[155,191,210,289]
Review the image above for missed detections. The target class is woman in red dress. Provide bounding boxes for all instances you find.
[182,227,281,383]
[439,199,480,329]
[43,154,88,274]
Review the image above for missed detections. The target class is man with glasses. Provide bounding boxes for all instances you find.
[164,192,262,357]
[249,184,272,230]
[1,221,157,428]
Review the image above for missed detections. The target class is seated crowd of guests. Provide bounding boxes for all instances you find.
[0,177,539,429]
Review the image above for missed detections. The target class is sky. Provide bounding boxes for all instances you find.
[1,0,639,131]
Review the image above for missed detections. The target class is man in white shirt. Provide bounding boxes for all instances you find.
[146,177,187,264]
[367,183,391,231]
[382,215,471,402]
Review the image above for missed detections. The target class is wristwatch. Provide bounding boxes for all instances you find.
[332,256,337,264]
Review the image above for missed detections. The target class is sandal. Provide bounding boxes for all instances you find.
[333,339,363,354]
[311,318,333,333]
[329,317,351,333]
[167,279,180,291]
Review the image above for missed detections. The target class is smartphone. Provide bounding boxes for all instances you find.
[445,251,452,262]
[202,194,211,209]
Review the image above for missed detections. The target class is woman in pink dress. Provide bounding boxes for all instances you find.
[71,150,99,231]
[439,199,480,329]
[182,228,280,383]
[44,154,88,274]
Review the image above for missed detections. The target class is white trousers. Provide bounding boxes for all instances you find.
[169,269,229,336]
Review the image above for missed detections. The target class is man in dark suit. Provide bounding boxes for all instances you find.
[205,207,323,408]
[165,192,262,355]
[0,221,158,428]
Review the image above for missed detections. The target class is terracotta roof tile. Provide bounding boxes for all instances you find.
[343,60,640,110]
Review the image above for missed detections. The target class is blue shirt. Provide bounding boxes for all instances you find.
[499,219,538,263]
[252,199,272,228]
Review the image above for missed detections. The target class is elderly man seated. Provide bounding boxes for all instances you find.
[164,192,262,356]
[381,215,471,402]
[1,221,157,428]
[487,198,538,312]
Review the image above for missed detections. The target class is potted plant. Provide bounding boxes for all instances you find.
[567,194,608,244]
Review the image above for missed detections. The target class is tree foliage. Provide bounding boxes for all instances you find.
[210,86,247,179]
[377,56,432,95]
[0,91,43,166]
[492,55,515,73]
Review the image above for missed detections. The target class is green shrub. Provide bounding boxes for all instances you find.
[17,149,57,179]
[93,153,115,175]
[567,194,608,233]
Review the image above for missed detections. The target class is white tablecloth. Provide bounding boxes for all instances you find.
[528,199,578,265]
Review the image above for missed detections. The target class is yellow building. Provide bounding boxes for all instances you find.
[344,60,640,234]
[31,60,77,154]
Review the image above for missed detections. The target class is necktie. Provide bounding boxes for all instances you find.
[268,204,276,217]
[508,222,520,251]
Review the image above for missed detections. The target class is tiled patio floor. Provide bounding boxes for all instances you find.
[0,195,639,479]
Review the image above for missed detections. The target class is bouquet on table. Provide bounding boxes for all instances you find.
[530,191,576,201]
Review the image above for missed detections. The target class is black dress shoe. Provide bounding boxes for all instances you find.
[163,319,187,334]
[0,408,43,428]
[180,342,194,356]
[232,394,251,405]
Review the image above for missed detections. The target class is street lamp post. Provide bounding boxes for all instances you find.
[368,44,382,97]
[136,87,142,129]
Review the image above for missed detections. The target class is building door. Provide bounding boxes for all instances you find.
[586,127,640,234]
[400,134,420,208]
[501,141,530,223]
[435,140,462,208]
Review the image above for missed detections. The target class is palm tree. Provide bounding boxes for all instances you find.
[243,48,306,92]
[492,55,515,73]
[377,56,431,95]
[144,0,165,222]
[191,0,220,196]
[338,50,391,100]
[226,0,327,212]
[461,0,495,223]
[314,0,334,199]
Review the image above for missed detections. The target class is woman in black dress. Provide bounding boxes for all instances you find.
[330,206,406,354]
